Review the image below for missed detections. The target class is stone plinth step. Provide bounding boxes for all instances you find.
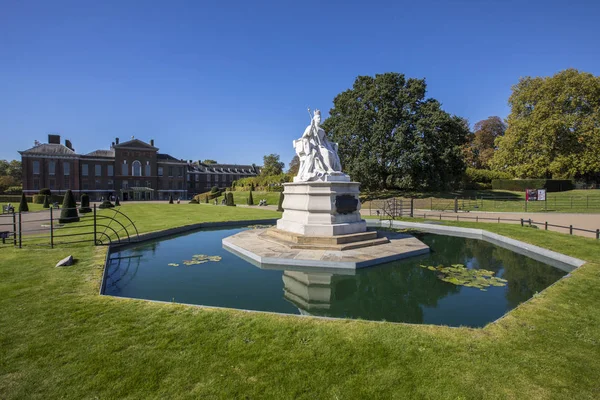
[264,228,378,245]
[259,229,389,251]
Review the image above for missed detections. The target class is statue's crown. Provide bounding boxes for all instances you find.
[314,109,321,116]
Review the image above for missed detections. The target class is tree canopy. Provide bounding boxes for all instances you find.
[202,159,217,165]
[261,153,284,176]
[464,116,506,169]
[323,72,469,191]
[287,155,300,177]
[492,69,600,179]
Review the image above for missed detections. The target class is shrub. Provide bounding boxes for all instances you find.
[247,190,254,206]
[115,197,121,206]
[18,193,29,212]
[39,188,52,197]
[43,195,50,209]
[169,194,174,204]
[59,190,79,223]
[226,192,235,206]
[492,179,574,192]
[79,194,92,213]
[0,195,30,203]
[6,186,22,194]
[210,186,219,194]
[98,200,115,209]
[33,195,45,204]
[465,168,512,184]
[277,192,284,212]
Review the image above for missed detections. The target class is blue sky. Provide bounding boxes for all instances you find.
[1,0,599,166]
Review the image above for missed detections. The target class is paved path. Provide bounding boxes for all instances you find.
[362,208,600,239]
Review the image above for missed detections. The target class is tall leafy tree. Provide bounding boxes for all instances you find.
[261,153,284,176]
[464,116,506,169]
[288,155,300,177]
[492,69,600,179]
[323,72,469,191]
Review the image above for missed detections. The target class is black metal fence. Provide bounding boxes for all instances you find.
[0,205,139,249]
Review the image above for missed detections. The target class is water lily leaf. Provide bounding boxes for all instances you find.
[168,263,179,267]
[422,263,507,290]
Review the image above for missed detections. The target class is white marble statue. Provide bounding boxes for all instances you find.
[294,109,348,182]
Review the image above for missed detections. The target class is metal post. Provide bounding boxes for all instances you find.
[12,212,17,246]
[18,212,22,248]
[545,221,548,231]
[476,216,478,222]
[498,217,500,223]
[454,197,458,213]
[50,207,54,248]
[93,204,97,245]
[410,198,414,218]
[521,218,524,227]
[569,225,573,235]
[596,229,599,240]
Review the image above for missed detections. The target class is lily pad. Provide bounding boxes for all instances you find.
[419,263,507,291]
[167,263,179,267]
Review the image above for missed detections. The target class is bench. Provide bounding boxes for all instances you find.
[2,205,14,214]
[0,231,12,244]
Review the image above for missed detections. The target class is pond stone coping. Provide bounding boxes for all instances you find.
[369,219,585,272]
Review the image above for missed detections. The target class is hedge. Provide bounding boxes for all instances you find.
[492,179,574,192]
[33,194,64,204]
[0,195,32,203]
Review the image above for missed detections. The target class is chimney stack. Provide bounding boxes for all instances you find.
[115,137,119,144]
[65,139,74,151]
[48,134,60,144]
[150,139,154,146]
[111,142,115,148]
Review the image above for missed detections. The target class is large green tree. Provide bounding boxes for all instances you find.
[287,155,300,177]
[323,72,469,191]
[261,154,284,176]
[492,69,600,179]
[464,116,506,169]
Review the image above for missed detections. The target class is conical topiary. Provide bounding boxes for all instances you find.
[42,195,50,208]
[169,194,174,204]
[247,190,254,206]
[115,196,120,206]
[79,193,92,213]
[18,193,29,212]
[277,192,284,212]
[59,190,80,223]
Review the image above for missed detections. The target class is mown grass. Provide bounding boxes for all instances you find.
[1,207,600,398]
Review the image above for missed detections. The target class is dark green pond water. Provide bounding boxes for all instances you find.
[103,226,567,327]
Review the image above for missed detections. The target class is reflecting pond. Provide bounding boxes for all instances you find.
[103,226,567,327]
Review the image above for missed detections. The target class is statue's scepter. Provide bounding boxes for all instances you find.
[307,107,322,146]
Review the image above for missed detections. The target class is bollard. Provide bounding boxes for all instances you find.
[12,212,17,246]
[596,229,599,240]
[50,207,54,248]
[545,222,548,231]
[476,216,478,222]
[498,217,500,223]
[520,218,524,227]
[569,225,573,235]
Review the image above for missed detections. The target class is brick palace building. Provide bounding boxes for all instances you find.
[19,134,260,201]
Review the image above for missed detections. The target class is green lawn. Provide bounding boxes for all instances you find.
[1,202,45,212]
[1,206,600,398]
[194,191,282,206]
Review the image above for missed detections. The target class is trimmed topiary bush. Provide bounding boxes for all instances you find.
[79,194,92,213]
[226,192,235,206]
[247,190,254,206]
[59,190,79,223]
[18,193,29,212]
[169,194,174,204]
[277,192,284,212]
[39,188,51,197]
[210,186,219,194]
[115,197,121,206]
[42,195,50,209]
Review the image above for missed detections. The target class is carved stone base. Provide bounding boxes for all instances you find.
[276,181,366,236]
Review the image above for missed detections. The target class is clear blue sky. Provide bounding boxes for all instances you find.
[1,0,599,166]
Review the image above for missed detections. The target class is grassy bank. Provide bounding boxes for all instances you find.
[1,207,599,398]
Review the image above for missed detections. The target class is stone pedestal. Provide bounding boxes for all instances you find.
[276,181,367,236]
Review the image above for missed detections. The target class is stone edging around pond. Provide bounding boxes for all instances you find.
[367,219,585,272]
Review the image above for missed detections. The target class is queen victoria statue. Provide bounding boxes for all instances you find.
[294,109,349,182]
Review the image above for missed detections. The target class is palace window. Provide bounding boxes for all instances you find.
[122,180,129,189]
[95,164,102,176]
[108,180,113,189]
[64,180,70,189]
[168,167,173,177]
[107,165,114,176]
[33,161,40,175]
[33,179,40,190]
[132,161,142,177]
[49,179,55,190]
[64,162,70,176]
[82,164,89,176]
[145,162,151,177]
[48,161,56,175]
[158,167,163,177]
[122,160,128,176]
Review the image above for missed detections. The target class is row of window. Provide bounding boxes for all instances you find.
[32,160,185,178]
